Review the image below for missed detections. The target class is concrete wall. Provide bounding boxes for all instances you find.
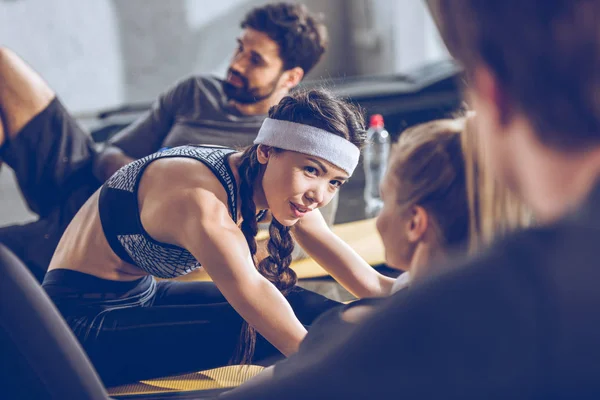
[390,0,448,73]
[0,0,124,113]
[342,0,448,77]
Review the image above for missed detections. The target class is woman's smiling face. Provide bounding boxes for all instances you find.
[257,146,349,226]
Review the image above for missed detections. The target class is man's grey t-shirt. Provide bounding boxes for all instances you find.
[108,76,265,157]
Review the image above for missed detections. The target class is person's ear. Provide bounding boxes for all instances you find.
[405,205,429,243]
[281,67,304,90]
[256,144,273,165]
[470,65,512,126]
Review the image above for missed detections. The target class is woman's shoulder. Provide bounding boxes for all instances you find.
[141,155,231,209]
[149,156,229,194]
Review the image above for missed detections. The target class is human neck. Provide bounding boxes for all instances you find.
[512,128,600,223]
[409,238,445,282]
[230,90,288,116]
[228,152,269,211]
[252,180,268,211]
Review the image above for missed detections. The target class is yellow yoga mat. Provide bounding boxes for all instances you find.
[174,218,385,281]
[107,365,264,396]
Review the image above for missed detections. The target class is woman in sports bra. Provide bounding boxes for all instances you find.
[42,88,397,386]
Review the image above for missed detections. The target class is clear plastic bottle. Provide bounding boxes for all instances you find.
[363,114,390,218]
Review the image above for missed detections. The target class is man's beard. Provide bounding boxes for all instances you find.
[223,69,281,105]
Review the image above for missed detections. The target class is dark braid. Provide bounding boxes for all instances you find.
[258,220,296,293]
[235,145,298,364]
[235,146,261,364]
[233,88,366,364]
[238,147,261,262]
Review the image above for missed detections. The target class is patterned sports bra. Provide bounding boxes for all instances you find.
[98,145,264,278]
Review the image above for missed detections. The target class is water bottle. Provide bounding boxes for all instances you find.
[363,114,390,218]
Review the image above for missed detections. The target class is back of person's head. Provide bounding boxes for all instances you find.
[461,114,533,253]
[429,0,600,150]
[236,88,365,362]
[241,2,328,76]
[389,116,530,259]
[390,119,470,256]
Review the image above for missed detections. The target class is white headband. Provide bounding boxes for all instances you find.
[253,118,360,175]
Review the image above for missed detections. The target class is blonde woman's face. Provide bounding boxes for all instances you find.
[376,171,413,271]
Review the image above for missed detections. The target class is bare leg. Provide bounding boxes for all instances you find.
[0,47,55,142]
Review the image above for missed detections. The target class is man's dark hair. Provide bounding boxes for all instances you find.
[241,2,328,76]
[429,0,600,150]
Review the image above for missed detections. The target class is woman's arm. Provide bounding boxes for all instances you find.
[292,210,396,298]
[168,188,307,356]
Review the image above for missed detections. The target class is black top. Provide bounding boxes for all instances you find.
[222,182,600,399]
[99,145,242,279]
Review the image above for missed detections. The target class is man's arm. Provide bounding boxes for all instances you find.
[92,146,134,182]
[93,77,194,182]
[221,245,542,399]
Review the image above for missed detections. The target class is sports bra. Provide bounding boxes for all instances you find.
[98,145,265,278]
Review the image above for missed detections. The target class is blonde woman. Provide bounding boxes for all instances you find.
[379,114,531,291]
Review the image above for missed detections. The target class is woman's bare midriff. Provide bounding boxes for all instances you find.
[46,156,240,282]
[47,190,148,281]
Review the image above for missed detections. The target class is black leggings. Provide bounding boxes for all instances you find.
[42,269,341,387]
